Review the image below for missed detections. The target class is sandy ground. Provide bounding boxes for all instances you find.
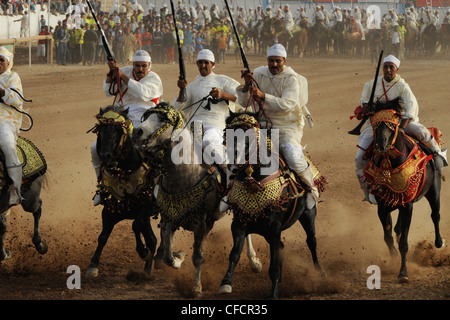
[0,50,449,302]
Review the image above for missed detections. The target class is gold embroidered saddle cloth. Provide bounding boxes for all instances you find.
[363,135,434,206]
[0,136,47,186]
[227,156,326,225]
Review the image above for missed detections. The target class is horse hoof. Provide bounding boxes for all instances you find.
[219,284,232,294]
[171,251,186,269]
[36,241,48,255]
[86,267,99,278]
[193,285,203,298]
[1,249,12,261]
[436,238,446,249]
[398,276,409,284]
[250,258,262,273]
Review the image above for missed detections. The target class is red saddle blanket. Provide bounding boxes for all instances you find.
[362,128,441,206]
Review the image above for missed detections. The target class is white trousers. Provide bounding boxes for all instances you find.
[280,143,309,174]
[0,123,20,169]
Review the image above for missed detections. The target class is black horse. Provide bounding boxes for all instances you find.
[363,101,445,283]
[86,106,157,277]
[0,138,48,261]
[218,111,323,299]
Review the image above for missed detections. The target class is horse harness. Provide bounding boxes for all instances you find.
[363,108,435,206]
[140,104,223,225]
[91,110,154,213]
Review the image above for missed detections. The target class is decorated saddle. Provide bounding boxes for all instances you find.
[227,155,326,226]
[224,113,327,226]
[363,128,442,207]
[0,136,47,190]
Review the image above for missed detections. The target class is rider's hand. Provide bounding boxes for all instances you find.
[177,79,187,90]
[210,87,223,100]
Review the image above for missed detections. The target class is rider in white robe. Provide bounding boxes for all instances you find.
[0,47,24,207]
[236,44,319,209]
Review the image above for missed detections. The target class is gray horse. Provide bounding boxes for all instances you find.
[0,138,48,262]
[134,102,261,297]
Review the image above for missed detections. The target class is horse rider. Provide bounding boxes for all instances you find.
[91,50,163,206]
[405,9,419,38]
[237,44,319,209]
[444,9,450,24]
[352,7,366,40]
[355,55,447,204]
[263,6,273,19]
[421,8,438,35]
[386,8,399,24]
[283,4,295,39]
[174,49,241,173]
[330,7,343,28]
[313,6,325,27]
[0,47,24,207]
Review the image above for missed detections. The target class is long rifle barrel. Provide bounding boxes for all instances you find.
[224,0,250,72]
[170,0,186,81]
[86,0,115,61]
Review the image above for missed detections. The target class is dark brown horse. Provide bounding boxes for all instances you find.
[218,111,324,299]
[363,101,445,283]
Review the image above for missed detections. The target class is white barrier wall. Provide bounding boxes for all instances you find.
[0,6,66,40]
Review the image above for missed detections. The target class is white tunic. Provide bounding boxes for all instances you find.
[0,70,23,134]
[173,72,241,131]
[237,66,309,148]
[103,66,163,125]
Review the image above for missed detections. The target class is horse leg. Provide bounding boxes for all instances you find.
[132,215,157,275]
[219,220,246,294]
[246,235,262,273]
[377,206,398,256]
[397,204,413,283]
[86,210,118,277]
[0,211,12,261]
[299,207,322,271]
[30,200,48,255]
[192,220,210,297]
[267,226,284,300]
[154,227,165,269]
[425,179,445,249]
[161,220,185,269]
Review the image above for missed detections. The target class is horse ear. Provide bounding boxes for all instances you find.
[122,107,130,117]
[226,109,235,125]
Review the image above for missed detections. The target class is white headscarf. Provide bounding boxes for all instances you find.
[267,44,287,58]
[133,50,152,63]
[197,49,215,62]
[383,54,400,68]
[0,46,13,72]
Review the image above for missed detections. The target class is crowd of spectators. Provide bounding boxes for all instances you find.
[46,0,242,66]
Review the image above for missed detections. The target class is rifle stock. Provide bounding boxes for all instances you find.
[348,50,384,135]
[86,0,115,61]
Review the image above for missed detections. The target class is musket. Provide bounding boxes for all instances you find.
[86,0,115,61]
[170,0,187,101]
[224,0,250,72]
[348,50,383,135]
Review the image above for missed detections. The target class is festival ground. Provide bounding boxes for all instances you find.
[0,52,449,301]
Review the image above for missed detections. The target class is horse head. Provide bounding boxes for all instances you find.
[93,106,134,168]
[370,98,404,154]
[134,102,183,156]
[225,110,278,181]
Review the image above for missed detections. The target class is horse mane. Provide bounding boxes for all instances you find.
[374,97,404,113]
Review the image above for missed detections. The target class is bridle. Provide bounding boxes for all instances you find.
[139,103,184,150]
[371,109,402,153]
[91,110,134,158]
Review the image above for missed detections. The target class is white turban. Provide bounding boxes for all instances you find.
[267,44,287,58]
[383,54,400,68]
[197,49,215,62]
[133,50,151,63]
[0,46,13,71]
